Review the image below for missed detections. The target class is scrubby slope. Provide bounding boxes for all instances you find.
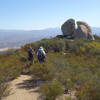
[0,35,100,100]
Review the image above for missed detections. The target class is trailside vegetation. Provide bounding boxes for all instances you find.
[0,35,100,100]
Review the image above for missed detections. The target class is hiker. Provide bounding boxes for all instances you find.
[27,46,34,64]
[37,46,46,62]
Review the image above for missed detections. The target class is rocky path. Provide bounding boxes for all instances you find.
[2,75,40,100]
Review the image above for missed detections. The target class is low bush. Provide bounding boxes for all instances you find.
[39,80,63,100]
[0,67,11,100]
[0,77,11,100]
[76,78,100,100]
[30,62,54,81]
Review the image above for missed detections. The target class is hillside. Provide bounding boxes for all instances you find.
[0,36,100,100]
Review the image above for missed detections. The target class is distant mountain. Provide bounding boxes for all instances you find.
[92,27,100,36]
[0,28,61,48]
[0,27,100,49]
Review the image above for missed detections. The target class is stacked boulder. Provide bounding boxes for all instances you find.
[61,19,95,40]
[61,19,75,36]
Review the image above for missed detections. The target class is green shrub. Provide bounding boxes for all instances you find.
[30,62,54,81]
[24,38,66,53]
[0,81,10,100]
[0,68,11,100]
[76,80,100,100]
[39,80,63,100]
[65,39,86,54]
[76,71,100,100]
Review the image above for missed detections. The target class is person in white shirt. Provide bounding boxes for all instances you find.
[37,46,46,62]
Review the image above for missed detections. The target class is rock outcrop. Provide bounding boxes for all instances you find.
[61,19,95,40]
[61,19,75,36]
[74,25,89,39]
[74,21,95,40]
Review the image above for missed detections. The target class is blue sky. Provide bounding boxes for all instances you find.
[0,0,100,30]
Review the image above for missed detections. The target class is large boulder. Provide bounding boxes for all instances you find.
[61,19,75,36]
[74,21,95,40]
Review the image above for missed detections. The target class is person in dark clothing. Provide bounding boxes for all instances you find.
[27,46,34,63]
[24,46,34,70]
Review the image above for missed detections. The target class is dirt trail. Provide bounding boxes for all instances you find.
[2,75,76,100]
[2,75,40,100]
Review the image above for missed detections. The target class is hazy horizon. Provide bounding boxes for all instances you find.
[0,26,100,31]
